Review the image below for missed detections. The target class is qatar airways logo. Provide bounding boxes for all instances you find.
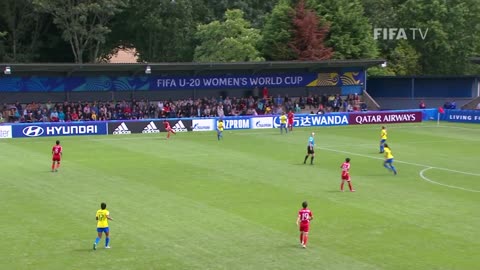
[350,112,422,125]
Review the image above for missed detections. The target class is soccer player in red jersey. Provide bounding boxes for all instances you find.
[340,158,355,192]
[296,201,313,248]
[51,140,62,172]
[163,120,176,139]
[287,110,294,132]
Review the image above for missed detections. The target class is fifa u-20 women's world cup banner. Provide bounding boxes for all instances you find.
[0,72,364,92]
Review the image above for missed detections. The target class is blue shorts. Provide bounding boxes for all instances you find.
[385,158,394,164]
[380,139,386,144]
[280,123,286,128]
[97,227,109,233]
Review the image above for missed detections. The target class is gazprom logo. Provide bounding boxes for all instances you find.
[256,121,271,128]
[224,119,250,129]
[22,126,44,137]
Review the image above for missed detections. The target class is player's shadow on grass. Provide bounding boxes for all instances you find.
[72,248,95,253]
[293,163,315,166]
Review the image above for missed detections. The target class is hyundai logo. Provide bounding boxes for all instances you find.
[22,126,44,137]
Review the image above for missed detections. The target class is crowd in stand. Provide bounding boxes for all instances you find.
[0,94,363,123]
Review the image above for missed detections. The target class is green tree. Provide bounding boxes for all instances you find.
[312,0,379,59]
[194,9,264,62]
[398,0,480,74]
[33,0,128,63]
[261,0,295,60]
[0,31,6,61]
[0,0,50,62]
[104,0,197,62]
[388,40,421,75]
[207,0,277,28]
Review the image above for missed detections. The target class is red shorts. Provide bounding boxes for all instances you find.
[288,120,293,126]
[166,128,173,132]
[52,155,61,162]
[299,223,310,232]
[342,173,350,181]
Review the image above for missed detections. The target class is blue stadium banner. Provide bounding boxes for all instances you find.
[12,122,108,138]
[0,72,365,92]
[443,110,480,123]
[107,119,192,135]
[219,118,252,130]
[273,113,349,128]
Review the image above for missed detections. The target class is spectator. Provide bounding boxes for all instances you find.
[275,94,283,106]
[71,110,79,121]
[294,103,301,113]
[443,101,451,109]
[360,103,368,111]
[265,104,272,115]
[58,110,65,122]
[262,87,268,99]
[253,87,259,98]
[347,102,354,112]
[91,110,97,121]
[476,102,480,110]
[419,100,426,109]
[46,100,53,111]
[450,101,456,109]
[332,95,341,112]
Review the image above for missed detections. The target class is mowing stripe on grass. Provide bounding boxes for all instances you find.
[318,146,480,176]
[318,146,480,193]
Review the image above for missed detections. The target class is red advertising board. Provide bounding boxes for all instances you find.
[349,111,422,125]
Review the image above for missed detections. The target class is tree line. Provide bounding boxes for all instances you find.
[0,0,479,75]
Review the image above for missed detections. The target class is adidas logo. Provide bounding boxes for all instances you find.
[142,121,160,133]
[113,122,131,135]
[172,120,188,132]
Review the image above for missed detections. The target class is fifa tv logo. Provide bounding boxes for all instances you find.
[373,28,429,40]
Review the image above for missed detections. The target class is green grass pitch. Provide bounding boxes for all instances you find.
[1,122,479,270]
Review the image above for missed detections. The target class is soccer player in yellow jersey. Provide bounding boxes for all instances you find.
[217,119,224,140]
[93,202,113,250]
[383,144,397,175]
[379,126,387,153]
[279,112,288,134]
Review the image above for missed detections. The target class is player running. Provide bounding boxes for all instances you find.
[217,119,224,140]
[287,110,294,132]
[303,132,315,165]
[296,201,313,249]
[383,143,397,175]
[163,120,176,139]
[379,126,387,153]
[51,140,62,172]
[93,202,113,250]
[340,158,355,192]
[279,112,288,134]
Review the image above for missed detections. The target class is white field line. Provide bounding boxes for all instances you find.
[318,146,480,193]
[419,167,480,193]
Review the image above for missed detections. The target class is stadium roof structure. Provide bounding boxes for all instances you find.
[0,60,385,76]
[470,57,480,65]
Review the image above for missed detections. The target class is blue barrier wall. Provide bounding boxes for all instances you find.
[367,77,477,98]
[0,109,443,139]
[441,110,480,123]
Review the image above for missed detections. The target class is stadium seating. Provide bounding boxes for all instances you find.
[1,94,363,123]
